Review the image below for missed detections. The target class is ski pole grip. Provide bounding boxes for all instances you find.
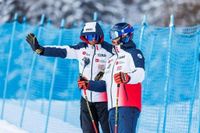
[117,84,120,87]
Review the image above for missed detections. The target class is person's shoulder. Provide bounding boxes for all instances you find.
[134,48,143,55]
[69,42,88,49]
[101,41,113,53]
[128,48,144,60]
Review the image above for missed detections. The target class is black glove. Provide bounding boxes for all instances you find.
[26,33,44,55]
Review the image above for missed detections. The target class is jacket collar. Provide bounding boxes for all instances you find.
[121,40,136,50]
[113,40,136,54]
[88,43,102,50]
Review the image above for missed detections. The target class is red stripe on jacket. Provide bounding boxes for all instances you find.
[118,83,142,111]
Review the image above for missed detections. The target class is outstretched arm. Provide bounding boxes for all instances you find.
[26,33,67,58]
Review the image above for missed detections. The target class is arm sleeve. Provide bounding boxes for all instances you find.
[64,43,87,59]
[88,80,106,92]
[42,44,80,59]
[87,62,108,92]
[42,43,87,59]
[43,46,67,58]
[65,45,79,59]
[128,68,145,84]
[128,49,145,84]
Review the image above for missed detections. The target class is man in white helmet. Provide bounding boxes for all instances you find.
[26,22,113,133]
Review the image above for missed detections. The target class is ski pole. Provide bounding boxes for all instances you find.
[115,83,120,133]
[114,70,137,133]
[80,57,90,76]
[83,89,99,133]
[80,57,98,133]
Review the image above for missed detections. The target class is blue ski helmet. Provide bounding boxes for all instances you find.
[110,22,134,44]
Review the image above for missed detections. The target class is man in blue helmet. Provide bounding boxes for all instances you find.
[82,22,145,133]
[26,22,112,133]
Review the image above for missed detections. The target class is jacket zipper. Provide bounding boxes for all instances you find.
[90,47,96,102]
[110,54,118,108]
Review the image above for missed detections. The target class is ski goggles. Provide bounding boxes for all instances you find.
[85,34,100,41]
[110,26,134,40]
[110,30,121,40]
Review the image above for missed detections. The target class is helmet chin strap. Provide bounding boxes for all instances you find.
[112,42,123,46]
[118,42,123,46]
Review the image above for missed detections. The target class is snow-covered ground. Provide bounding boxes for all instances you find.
[0,120,28,133]
[0,99,199,133]
[0,100,82,133]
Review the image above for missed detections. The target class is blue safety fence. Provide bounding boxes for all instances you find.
[0,14,199,133]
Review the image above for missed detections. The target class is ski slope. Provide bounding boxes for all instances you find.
[1,100,82,133]
[0,120,28,133]
[0,99,198,133]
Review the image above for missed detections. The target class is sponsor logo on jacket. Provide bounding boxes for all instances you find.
[95,58,99,62]
[95,58,106,63]
[117,66,122,71]
[82,51,90,56]
[108,59,113,63]
[116,61,125,65]
[118,55,125,59]
[98,65,105,71]
[86,28,93,31]
[97,53,106,57]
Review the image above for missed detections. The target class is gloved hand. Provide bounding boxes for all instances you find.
[26,33,44,54]
[78,76,89,90]
[114,72,130,84]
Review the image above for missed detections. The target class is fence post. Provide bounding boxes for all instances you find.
[136,15,148,133]
[93,12,98,21]
[187,27,199,133]
[44,18,65,133]
[199,35,200,133]
[138,15,147,49]
[63,94,68,122]
[20,16,27,107]
[40,75,46,114]
[121,18,125,22]
[62,18,70,122]
[1,13,18,119]
[40,18,52,114]
[19,14,45,128]
[162,14,174,133]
